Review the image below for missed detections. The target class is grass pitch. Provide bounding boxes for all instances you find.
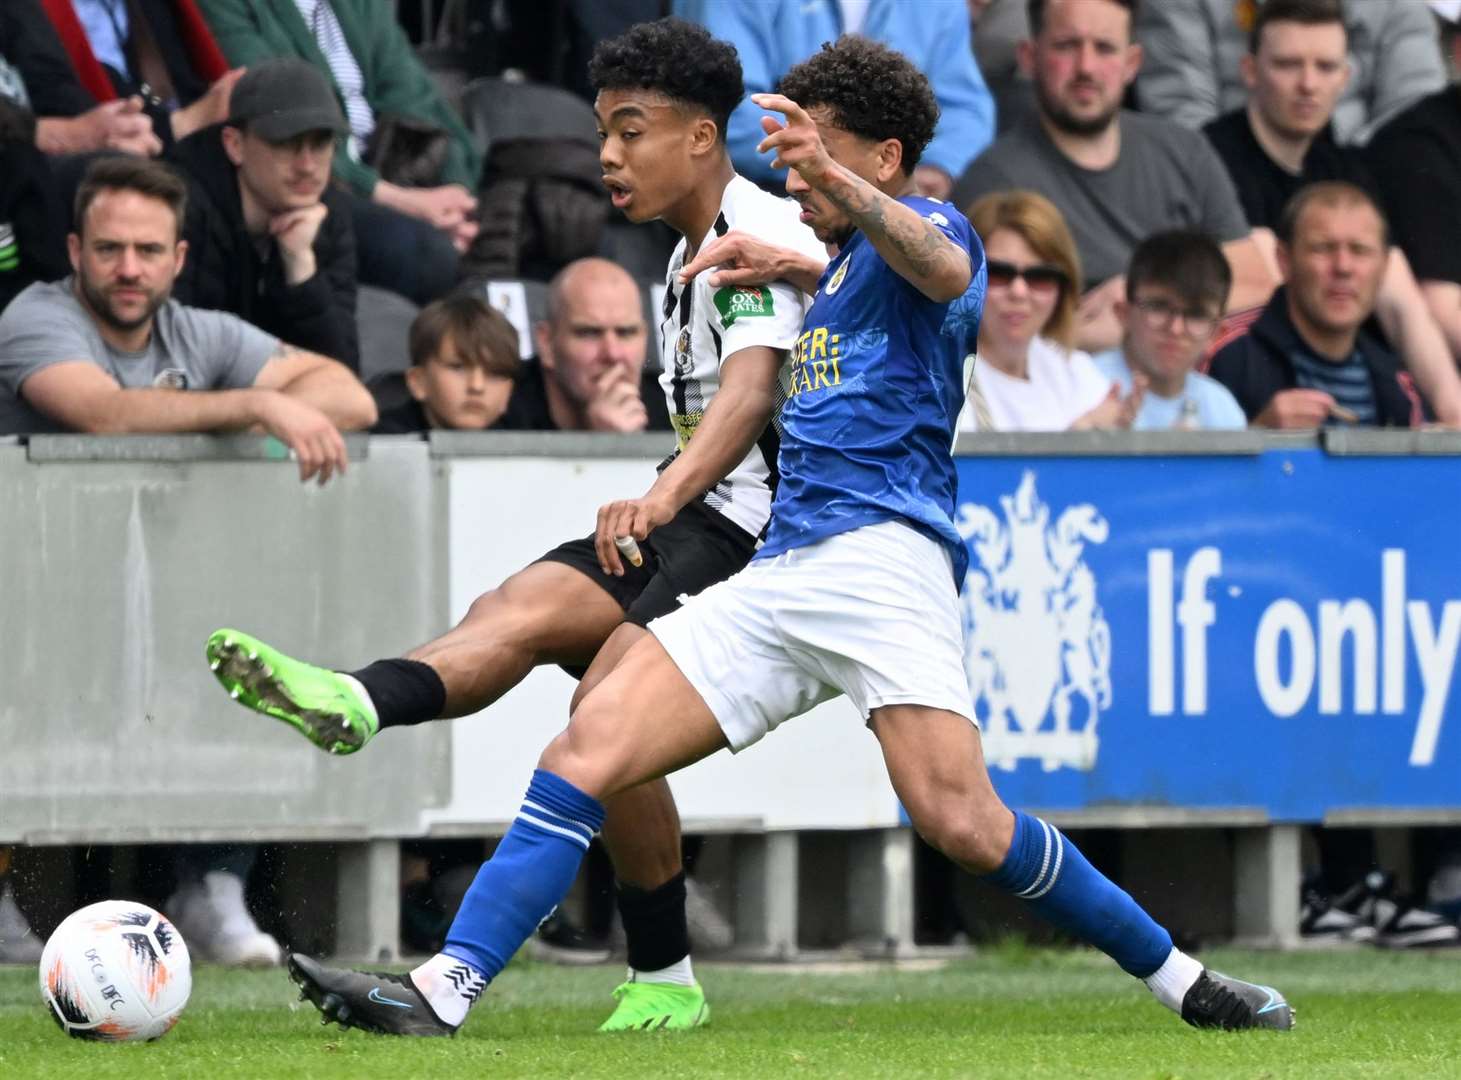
[3,946,1459,1079]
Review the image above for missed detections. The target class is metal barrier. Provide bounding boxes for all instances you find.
[3,431,1459,958]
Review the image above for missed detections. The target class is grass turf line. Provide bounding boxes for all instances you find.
[3,947,1460,1079]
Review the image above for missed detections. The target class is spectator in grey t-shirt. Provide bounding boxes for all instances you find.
[952,0,1276,355]
[0,155,375,483]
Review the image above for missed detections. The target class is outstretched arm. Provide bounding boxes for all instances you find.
[594,345,782,575]
[678,231,827,296]
[753,93,970,303]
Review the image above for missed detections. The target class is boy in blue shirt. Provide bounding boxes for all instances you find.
[284,38,1292,1038]
[1093,231,1248,430]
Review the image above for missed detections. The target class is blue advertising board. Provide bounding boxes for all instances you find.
[953,449,1461,822]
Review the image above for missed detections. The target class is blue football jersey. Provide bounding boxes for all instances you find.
[756,196,986,583]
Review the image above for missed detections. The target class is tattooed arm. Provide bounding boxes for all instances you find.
[252,343,377,431]
[753,92,972,302]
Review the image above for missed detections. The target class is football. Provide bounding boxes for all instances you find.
[39,900,192,1041]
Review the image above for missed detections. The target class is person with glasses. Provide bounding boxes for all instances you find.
[1092,231,1247,430]
[960,189,1144,432]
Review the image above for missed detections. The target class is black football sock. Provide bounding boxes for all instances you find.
[348,658,447,729]
[618,871,690,972]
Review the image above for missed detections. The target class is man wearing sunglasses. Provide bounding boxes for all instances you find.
[1093,230,1246,430]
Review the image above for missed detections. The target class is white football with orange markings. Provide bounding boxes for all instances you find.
[39,899,191,1041]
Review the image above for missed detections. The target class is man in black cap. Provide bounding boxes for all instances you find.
[169,57,359,369]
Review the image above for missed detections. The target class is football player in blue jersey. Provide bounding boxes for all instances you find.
[287,36,1293,1037]
[209,17,827,1034]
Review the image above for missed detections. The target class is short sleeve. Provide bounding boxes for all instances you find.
[1199,376,1248,430]
[710,279,809,360]
[172,306,280,390]
[0,287,103,396]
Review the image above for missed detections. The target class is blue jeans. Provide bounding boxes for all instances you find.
[348,194,461,306]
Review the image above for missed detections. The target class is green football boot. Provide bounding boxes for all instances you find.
[598,980,709,1032]
[206,629,378,755]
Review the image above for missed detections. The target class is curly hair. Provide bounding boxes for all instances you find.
[588,18,743,143]
[776,36,939,174]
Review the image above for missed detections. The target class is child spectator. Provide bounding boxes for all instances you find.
[1093,231,1247,430]
[374,294,521,434]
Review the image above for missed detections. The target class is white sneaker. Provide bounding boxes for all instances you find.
[165,871,282,967]
[0,883,44,965]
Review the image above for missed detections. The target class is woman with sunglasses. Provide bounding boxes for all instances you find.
[961,190,1144,431]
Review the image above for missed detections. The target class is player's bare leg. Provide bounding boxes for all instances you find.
[871,705,1292,1031]
[206,561,626,753]
[571,624,704,1028]
[411,562,627,716]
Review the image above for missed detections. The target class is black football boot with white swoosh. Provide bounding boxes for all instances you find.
[287,953,458,1037]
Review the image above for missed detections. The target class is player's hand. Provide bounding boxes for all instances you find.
[1254,388,1337,429]
[752,93,836,187]
[595,493,676,576]
[584,368,649,432]
[270,204,329,284]
[252,391,349,485]
[679,231,788,288]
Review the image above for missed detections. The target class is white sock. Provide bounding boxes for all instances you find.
[409,952,486,1028]
[630,955,695,988]
[1143,947,1204,1014]
[337,673,379,726]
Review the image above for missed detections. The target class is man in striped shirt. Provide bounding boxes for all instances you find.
[1209,181,1425,428]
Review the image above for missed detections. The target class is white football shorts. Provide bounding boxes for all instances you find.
[648,519,977,752]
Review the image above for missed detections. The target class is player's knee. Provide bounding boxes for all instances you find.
[538,697,616,796]
[912,800,1011,874]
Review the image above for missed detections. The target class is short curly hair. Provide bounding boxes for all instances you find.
[776,36,939,174]
[588,18,743,143]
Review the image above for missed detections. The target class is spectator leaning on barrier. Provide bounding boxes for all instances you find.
[1208,182,1425,429]
[952,0,1276,355]
[1367,14,1461,370]
[960,189,1144,433]
[197,0,480,305]
[0,156,376,480]
[503,257,656,433]
[675,0,995,200]
[1135,0,1445,148]
[1092,231,1247,430]
[169,58,359,370]
[374,294,522,434]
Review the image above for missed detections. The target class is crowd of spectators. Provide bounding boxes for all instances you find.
[4,0,1461,964]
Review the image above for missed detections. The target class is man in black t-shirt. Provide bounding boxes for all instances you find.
[1368,22,1461,368]
[1204,0,1461,425]
[1203,0,1376,231]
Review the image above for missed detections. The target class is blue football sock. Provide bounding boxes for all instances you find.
[983,811,1172,978]
[441,769,605,981]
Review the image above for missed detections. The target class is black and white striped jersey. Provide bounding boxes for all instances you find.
[657,175,826,540]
